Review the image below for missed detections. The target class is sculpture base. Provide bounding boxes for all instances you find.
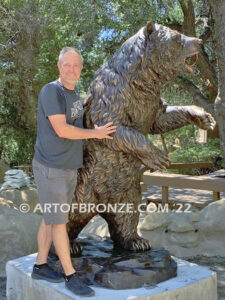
[48,235,177,289]
[6,253,217,300]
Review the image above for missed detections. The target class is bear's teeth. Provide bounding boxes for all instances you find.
[184,54,198,73]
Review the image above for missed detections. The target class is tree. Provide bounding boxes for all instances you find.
[0,0,223,165]
[207,0,225,161]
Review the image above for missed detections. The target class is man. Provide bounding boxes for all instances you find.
[31,47,116,297]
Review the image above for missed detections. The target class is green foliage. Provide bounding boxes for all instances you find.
[0,0,222,166]
[0,129,35,167]
[151,83,198,148]
[169,138,223,175]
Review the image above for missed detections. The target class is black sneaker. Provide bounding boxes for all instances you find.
[65,273,95,297]
[31,264,64,283]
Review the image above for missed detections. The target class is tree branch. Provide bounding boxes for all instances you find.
[178,0,196,36]
[176,76,215,117]
[178,0,218,93]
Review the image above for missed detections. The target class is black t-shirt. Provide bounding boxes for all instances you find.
[34,80,84,169]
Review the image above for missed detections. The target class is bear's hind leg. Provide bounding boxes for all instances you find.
[100,183,151,251]
[67,212,97,256]
[67,177,99,256]
[101,211,151,251]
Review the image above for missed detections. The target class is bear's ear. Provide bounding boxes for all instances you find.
[144,22,154,36]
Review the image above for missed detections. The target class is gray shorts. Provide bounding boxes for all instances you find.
[32,158,77,225]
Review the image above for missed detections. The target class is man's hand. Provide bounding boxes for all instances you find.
[94,122,117,139]
[48,114,117,140]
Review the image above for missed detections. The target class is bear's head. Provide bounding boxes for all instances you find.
[108,22,202,87]
[143,22,202,82]
[86,22,203,111]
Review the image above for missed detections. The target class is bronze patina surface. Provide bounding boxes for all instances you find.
[67,22,215,255]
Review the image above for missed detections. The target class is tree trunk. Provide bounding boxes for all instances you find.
[208,0,225,162]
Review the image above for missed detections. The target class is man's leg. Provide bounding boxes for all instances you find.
[36,218,53,264]
[52,223,75,276]
[32,217,64,283]
[35,218,75,276]
[52,223,95,296]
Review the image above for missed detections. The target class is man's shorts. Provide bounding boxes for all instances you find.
[32,158,77,225]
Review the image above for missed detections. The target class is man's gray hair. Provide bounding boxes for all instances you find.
[58,47,83,64]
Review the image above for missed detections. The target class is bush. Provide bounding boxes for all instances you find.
[168,138,223,175]
[0,130,35,167]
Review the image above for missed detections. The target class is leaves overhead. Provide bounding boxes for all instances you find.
[0,0,220,165]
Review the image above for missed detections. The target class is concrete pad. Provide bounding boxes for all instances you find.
[6,253,217,300]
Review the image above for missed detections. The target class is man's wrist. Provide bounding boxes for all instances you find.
[91,128,97,139]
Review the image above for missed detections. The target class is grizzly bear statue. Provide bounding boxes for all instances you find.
[67,22,215,254]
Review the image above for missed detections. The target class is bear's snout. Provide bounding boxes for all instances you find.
[181,36,202,57]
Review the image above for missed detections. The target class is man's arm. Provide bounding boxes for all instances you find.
[48,114,116,140]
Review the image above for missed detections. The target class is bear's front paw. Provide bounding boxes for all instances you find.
[123,236,151,251]
[190,106,216,130]
[140,148,170,171]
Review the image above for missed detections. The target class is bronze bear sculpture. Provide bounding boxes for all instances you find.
[67,22,215,255]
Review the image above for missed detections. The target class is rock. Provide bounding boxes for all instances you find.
[81,215,109,236]
[0,205,41,276]
[197,199,225,233]
[48,234,177,289]
[167,232,200,248]
[167,215,195,233]
[189,212,200,223]
[0,187,39,214]
[80,209,225,257]
[0,197,14,208]
[139,212,169,231]
[0,169,33,192]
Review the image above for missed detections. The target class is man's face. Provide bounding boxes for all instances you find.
[57,51,83,85]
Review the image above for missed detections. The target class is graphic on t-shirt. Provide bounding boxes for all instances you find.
[71,100,83,119]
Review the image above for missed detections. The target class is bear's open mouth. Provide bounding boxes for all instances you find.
[184,53,198,73]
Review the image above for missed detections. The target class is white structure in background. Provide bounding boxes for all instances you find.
[0,169,33,192]
[197,128,207,143]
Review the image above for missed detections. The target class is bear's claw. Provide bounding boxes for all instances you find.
[123,237,151,251]
[70,241,83,257]
[190,106,216,131]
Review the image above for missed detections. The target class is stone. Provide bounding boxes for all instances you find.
[0,187,39,214]
[81,215,110,237]
[0,205,41,277]
[197,199,225,233]
[79,211,225,257]
[139,212,169,231]
[0,197,14,208]
[6,253,218,300]
[49,234,177,289]
[189,212,201,223]
[167,215,195,233]
[167,232,200,248]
